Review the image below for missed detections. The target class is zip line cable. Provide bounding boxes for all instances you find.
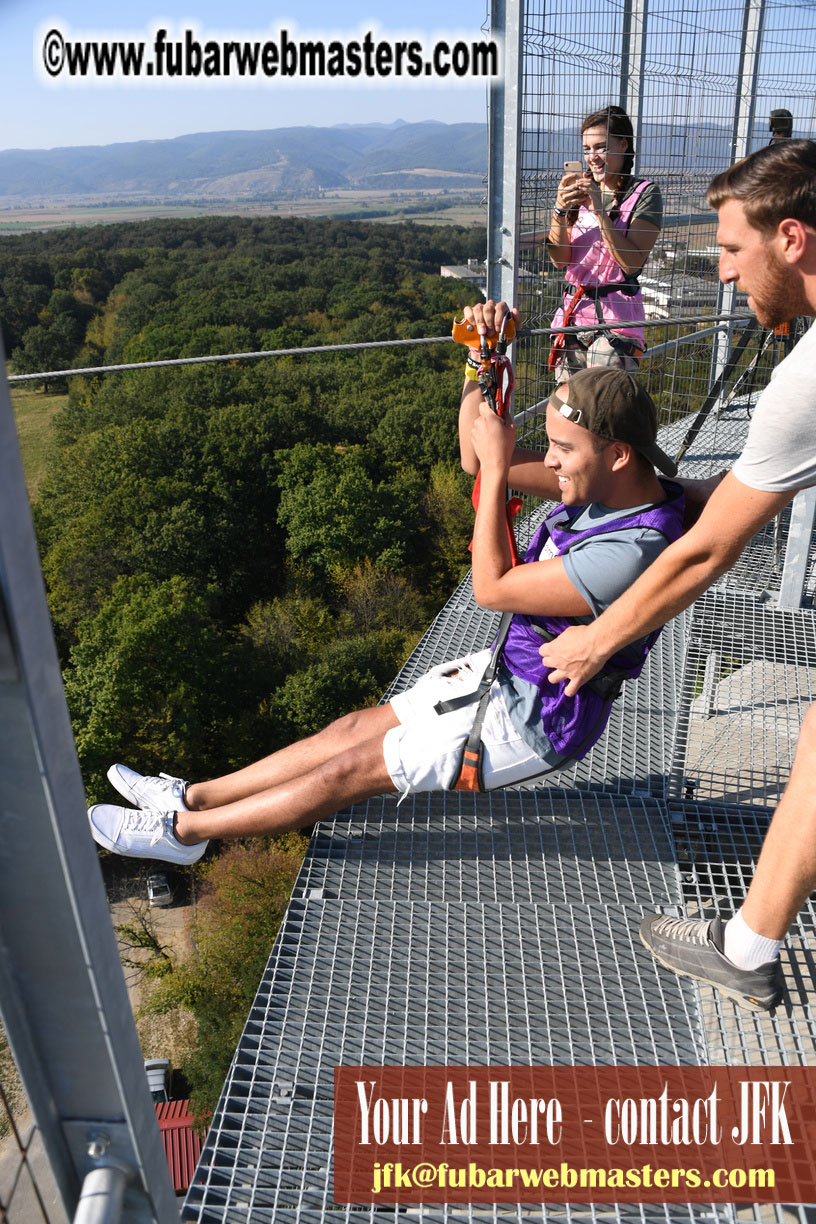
[6,312,753,384]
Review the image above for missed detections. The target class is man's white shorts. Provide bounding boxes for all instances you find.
[382,650,547,794]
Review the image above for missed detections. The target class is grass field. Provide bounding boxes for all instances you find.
[0,189,487,233]
[11,386,67,497]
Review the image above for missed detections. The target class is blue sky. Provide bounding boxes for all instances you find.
[1,0,490,152]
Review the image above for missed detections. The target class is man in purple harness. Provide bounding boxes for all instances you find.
[498,486,682,771]
[87,337,683,867]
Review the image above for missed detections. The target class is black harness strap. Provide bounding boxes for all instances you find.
[433,612,513,718]
[588,279,643,358]
[585,279,641,300]
[452,688,492,792]
[433,612,513,793]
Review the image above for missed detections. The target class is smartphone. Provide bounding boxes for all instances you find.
[563,160,583,174]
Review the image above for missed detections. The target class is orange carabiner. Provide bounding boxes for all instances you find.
[451,315,516,348]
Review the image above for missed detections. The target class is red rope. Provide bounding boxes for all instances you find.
[470,352,521,567]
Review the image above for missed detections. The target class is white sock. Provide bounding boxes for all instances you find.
[723,909,782,971]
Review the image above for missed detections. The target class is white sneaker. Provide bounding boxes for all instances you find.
[88,805,207,865]
[107,763,189,811]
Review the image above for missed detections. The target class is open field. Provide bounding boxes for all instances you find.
[0,203,213,230]
[0,188,487,233]
[11,387,67,497]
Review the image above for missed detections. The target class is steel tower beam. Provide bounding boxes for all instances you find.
[0,344,179,1224]
[486,0,524,306]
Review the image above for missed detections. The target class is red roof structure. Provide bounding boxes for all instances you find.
[155,1099,205,1192]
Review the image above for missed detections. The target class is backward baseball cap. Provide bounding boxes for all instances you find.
[548,366,678,478]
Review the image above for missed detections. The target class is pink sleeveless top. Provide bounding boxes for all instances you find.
[552,178,653,344]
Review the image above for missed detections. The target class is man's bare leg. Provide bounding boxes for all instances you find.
[177,734,395,840]
[184,704,400,810]
[740,702,816,938]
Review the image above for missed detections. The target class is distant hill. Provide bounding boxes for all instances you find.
[1,117,800,206]
[0,121,488,203]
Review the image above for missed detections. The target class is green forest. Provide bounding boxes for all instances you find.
[1,214,485,802]
[1,213,490,1112]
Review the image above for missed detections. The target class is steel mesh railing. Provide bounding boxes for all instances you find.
[511,0,816,452]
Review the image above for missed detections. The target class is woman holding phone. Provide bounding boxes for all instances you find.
[543,105,662,379]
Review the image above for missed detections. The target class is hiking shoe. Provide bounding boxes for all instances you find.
[107,763,189,811]
[88,805,207,865]
[639,913,784,1012]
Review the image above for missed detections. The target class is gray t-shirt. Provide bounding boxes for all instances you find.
[732,319,816,492]
[498,500,672,765]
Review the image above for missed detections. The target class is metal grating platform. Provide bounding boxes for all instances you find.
[669,594,816,806]
[184,790,814,1222]
[293,791,684,907]
[665,801,816,1068]
[185,797,711,1224]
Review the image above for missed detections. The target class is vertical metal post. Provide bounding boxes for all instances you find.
[730,0,766,165]
[667,644,702,801]
[778,488,816,609]
[700,651,721,720]
[711,0,767,397]
[486,0,524,306]
[619,0,649,167]
[0,344,179,1223]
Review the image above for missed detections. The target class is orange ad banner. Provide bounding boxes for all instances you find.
[334,1065,816,1204]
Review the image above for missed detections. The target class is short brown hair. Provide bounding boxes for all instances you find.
[707,139,816,233]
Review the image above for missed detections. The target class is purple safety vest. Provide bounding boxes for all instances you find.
[500,481,685,761]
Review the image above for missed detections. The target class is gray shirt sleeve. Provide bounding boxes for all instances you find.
[562,526,671,617]
[629,180,663,231]
[732,320,816,492]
